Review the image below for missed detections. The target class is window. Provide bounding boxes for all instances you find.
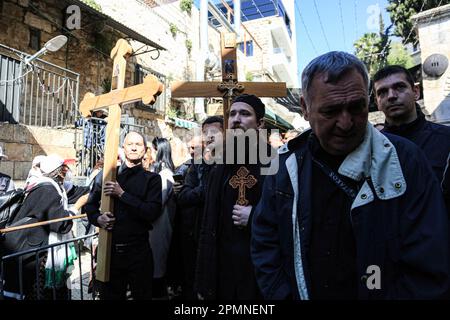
[284,13,292,38]
[238,40,253,57]
[134,64,166,113]
[277,1,292,38]
[29,28,41,51]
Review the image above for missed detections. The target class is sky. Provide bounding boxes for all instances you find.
[295,0,391,82]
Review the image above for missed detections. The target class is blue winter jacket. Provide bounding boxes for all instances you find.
[251,124,449,300]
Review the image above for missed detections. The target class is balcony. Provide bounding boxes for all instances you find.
[270,48,294,87]
[270,22,293,57]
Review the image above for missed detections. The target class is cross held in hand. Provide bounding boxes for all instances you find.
[78,38,163,282]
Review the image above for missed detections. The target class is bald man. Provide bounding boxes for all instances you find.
[85,131,162,300]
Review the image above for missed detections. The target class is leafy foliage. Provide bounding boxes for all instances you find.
[169,23,178,37]
[180,0,193,14]
[354,15,391,76]
[185,39,192,55]
[387,42,415,68]
[387,0,450,45]
[82,0,102,12]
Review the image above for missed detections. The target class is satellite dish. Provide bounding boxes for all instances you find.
[423,54,448,78]
[205,51,219,70]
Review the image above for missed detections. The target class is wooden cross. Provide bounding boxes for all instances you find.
[79,39,163,282]
[171,32,287,129]
[229,166,257,206]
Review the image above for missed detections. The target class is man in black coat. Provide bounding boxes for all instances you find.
[195,95,275,300]
[373,65,450,200]
[85,131,162,300]
[176,116,223,299]
[251,52,448,300]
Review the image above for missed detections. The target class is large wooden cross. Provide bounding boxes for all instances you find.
[171,32,287,128]
[79,39,163,282]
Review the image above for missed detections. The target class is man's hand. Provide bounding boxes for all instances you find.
[97,212,115,231]
[73,193,89,211]
[104,181,124,198]
[232,204,252,227]
[173,181,183,195]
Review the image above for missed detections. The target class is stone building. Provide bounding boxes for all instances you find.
[0,0,206,183]
[413,4,450,125]
[209,0,307,131]
[1,0,304,184]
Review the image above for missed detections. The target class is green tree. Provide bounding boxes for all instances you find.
[387,0,450,45]
[354,14,391,76]
[387,42,415,68]
[82,0,102,12]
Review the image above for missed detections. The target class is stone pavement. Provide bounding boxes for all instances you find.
[68,248,95,300]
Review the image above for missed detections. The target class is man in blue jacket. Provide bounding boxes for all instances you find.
[251,51,449,300]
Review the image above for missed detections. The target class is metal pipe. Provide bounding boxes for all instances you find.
[234,0,241,36]
[0,214,87,234]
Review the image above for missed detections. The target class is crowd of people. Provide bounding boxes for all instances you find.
[1,51,450,300]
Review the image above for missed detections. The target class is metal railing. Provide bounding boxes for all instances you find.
[0,43,79,127]
[76,117,147,177]
[134,64,166,114]
[0,232,98,300]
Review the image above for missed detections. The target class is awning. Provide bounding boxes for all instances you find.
[274,88,302,114]
[172,118,199,129]
[264,106,294,131]
[67,0,166,51]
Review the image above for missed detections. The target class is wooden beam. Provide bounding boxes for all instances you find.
[95,39,130,283]
[171,81,287,98]
[80,75,163,117]
[78,39,164,283]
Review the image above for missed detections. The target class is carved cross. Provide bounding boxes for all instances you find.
[229,166,257,206]
[79,39,163,282]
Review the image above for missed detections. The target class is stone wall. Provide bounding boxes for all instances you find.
[0,0,195,172]
[0,123,77,182]
[0,0,138,99]
[414,5,450,123]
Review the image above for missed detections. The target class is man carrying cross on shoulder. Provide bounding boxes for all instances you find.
[195,94,276,300]
[85,131,162,300]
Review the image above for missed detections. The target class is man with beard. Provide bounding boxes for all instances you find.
[195,94,275,300]
[175,116,223,299]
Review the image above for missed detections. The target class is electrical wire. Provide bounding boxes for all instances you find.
[313,0,331,50]
[295,0,319,55]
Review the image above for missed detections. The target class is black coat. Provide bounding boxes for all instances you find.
[252,129,449,300]
[195,157,269,299]
[85,164,162,244]
[2,183,73,255]
[382,109,450,191]
[172,162,210,298]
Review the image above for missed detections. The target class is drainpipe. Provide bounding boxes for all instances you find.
[194,0,208,121]
[234,0,241,37]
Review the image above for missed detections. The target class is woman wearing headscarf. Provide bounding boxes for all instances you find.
[2,154,75,300]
